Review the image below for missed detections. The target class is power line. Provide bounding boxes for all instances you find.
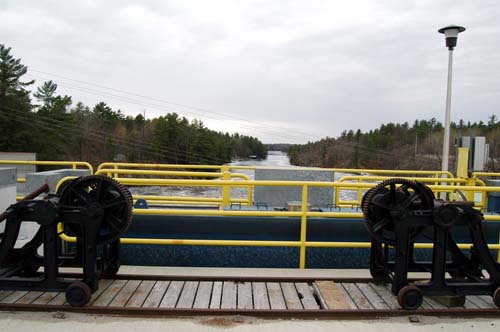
[25,71,441,162]
[26,72,316,142]
[27,74,310,143]
[30,68,320,140]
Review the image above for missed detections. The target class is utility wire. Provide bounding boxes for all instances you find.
[25,71,442,163]
[30,69,320,141]
[26,73,313,142]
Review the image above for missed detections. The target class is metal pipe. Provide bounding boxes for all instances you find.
[441,49,454,172]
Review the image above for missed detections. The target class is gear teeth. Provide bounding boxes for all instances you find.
[58,175,133,244]
[361,178,435,245]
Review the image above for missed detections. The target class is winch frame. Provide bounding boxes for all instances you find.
[363,178,500,310]
[0,175,132,307]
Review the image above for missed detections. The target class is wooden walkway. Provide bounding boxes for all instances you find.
[0,279,498,312]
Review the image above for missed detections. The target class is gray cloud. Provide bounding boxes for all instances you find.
[2,0,499,143]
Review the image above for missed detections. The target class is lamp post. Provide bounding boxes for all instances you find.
[438,25,465,173]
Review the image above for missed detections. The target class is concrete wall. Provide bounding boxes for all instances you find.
[0,152,36,193]
[0,167,17,234]
[26,169,91,194]
[253,168,334,208]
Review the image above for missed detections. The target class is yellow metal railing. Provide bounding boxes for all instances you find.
[335,175,488,208]
[96,168,248,179]
[97,162,456,177]
[0,160,94,183]
[55,177,500,268]
[333,168,454,178]
[96,167,253,208]
[96,162,462,209]
[97,162,222,172]
[473,172,500,178]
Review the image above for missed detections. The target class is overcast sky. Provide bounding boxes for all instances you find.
[2,0,499,143]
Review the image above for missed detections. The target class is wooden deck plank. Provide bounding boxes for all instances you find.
[221,281,237,309]
[142,281,170,308]
[424,296,448,309]
[110,280,141,307]
[237,282,253,309]
[176,281,199,309]
[463,298,479,309]
[32,292,59,305]
[341,283,373,309]
[369,283,399,309]
[0,290,14,301]
[47,292,67,306]
[209,281,223,309]
[160,281,184,308]
[468,295,495,309]
[126,280,156,307]
[420,298,434,309]
[266,282,286,310]
[281,283,302,309]
[193,281,212,309]
[92,279,127,306]
[16,291,43,304]
[252,282,270,310]
[0,291,29,304]
[314,281,353,309]
[295,283,319,309]
[356,283,389,309]
[477,295,496,308]
[84,279,114,306]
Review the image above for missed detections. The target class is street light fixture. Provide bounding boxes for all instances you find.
[438,25,465,173]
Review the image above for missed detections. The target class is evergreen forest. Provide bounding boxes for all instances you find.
[288,118,500,171]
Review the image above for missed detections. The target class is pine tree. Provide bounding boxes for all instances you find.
[0,44,35,151]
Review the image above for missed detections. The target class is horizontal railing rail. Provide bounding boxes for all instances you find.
[95,168,250,180]
[96,167,252,207]
[335,175,488,208]
[472,172,500,178]
[97,162,455,176]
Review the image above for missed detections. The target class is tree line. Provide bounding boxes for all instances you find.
[0,44,267,166]
[288,117,500,171]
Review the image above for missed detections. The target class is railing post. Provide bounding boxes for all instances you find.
[221,165,231,210]
[247,184,253,206]
[299,184,308,269]
[497,230,500,263]
[357,178,362,206]
[465,177,476,202]
[334,186,339,207]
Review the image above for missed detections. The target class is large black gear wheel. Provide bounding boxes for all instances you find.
[362,178,435,245]
[58,175,133,244]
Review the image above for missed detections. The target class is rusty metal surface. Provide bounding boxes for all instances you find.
[1,303,500,319]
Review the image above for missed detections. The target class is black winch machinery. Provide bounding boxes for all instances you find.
[362,178,500,309]
[0,175,132,307]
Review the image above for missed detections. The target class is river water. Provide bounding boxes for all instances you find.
[130,151,356,202]
[130,151,292,198]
